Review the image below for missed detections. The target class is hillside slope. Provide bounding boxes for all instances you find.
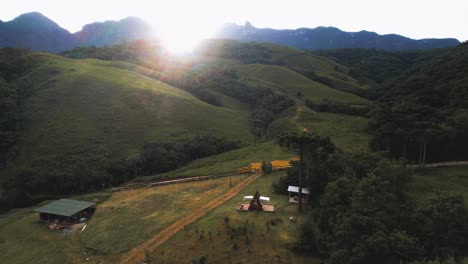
[0,52,252,203]
[368,42,468,162]
[234,64,368,105]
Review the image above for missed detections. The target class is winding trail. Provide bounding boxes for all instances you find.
[119,172,263,264]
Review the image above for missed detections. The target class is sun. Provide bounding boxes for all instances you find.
[156,24,212,54]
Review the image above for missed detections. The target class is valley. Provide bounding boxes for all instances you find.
[0,22,468,263]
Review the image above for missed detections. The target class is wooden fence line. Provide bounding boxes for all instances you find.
[107,165,291,193]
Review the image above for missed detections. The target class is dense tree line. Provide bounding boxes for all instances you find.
[368,42,468,164]
[140,136,241,175]
[60,40,161,63]
[197,41,275,65]
[0,135,241,212]
[305,99,369,116]
[0,48,33,168]
[316,161,468,263]
[188,69,293,140]
[275,131,468,263]
[314,48,445,84]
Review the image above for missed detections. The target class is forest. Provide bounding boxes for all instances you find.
[274,130,468,263]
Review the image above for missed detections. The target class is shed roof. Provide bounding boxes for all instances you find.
[33,199,96,217]
[287,185,310,194]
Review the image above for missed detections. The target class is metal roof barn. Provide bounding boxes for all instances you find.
[34,199,96,217]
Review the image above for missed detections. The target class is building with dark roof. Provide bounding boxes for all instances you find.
[34,199,96,222]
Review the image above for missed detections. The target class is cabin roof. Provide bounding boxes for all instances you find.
[33,199,96,217]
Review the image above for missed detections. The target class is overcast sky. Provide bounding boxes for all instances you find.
[1,0,467,41]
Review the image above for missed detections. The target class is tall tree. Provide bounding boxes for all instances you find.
[277,130,334,211]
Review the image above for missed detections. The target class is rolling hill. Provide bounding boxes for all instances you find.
[0,39,378,213]
[0,51,254,208]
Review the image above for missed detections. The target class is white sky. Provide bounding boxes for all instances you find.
[0,0,467,41]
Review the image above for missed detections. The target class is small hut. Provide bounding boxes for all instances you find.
[237,191,274,212]
[34,199,96,223]
[287,185,310,203]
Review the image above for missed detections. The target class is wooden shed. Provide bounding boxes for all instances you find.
[287,185,310,203]
[34,199,96,223]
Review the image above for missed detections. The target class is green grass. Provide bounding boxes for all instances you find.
[0,192,110,264]
[261,42,370,91]
[0,176,249,263]
[235,64,368,105]
[150,172,323,264]
[157,141,294,178]
[408,166,468,205]
[3,52,253,177]
[297,111,370,152]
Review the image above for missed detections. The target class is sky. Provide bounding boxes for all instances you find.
[0,0,467,42]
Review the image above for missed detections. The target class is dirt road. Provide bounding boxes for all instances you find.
[119,172,263,264]
[409,161,468,168]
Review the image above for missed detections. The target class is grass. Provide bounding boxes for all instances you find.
[260,42,370,91]
[157,141,294,178]
[3,52,252,177]
[235,64,368,105]
[0,176,249,263]
[0,192,110,264]
[297,111,370,152]
[408,165,468,206]
[2,166,467,263]
[149,172,323,264]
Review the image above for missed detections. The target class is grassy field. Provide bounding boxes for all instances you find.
[235,64,368,105]
[297,111,370,152]
[198,39,370,93]
[2,52,252,178]
[0,192,111,264]
[408,165,468,205]
[150,172,322,264]
[0,175,249,264]
[2,166,468,263]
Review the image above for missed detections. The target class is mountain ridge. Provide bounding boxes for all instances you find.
[216,22,460,51]
[0,12,462,52]
[0,12,155,52]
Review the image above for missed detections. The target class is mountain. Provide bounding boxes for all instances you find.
[74,17,155,47]
[0,12,155,52]
[217,22,460,51]
[0,13,462,53]
[0,12,74,52]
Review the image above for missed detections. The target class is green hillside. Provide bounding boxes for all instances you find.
[0,52,253,207]
[234,64,368,105]
[198,39,370,94]
[1,41,374,211]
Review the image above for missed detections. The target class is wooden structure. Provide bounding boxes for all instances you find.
[237,191,274,212]
[34,199,96,223]
[287,185,310,203]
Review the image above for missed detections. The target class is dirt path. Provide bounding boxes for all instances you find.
[119,172,263,264]
[409,161,468,168]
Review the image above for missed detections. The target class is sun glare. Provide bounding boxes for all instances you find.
[158,29,204,54]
